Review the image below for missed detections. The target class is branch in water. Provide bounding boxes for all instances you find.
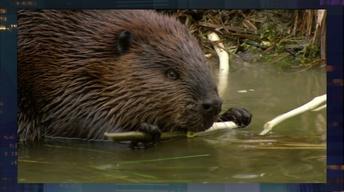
[259,94,326,136]
[104,121,239,142]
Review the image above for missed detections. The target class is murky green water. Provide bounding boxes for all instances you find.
[18,63,326,183]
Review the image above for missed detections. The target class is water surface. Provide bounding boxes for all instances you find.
[18,63,326,183]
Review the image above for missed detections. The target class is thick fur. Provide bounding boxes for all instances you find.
[18,10,220,141]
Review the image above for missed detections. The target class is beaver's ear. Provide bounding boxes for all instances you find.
[117,30,132,54]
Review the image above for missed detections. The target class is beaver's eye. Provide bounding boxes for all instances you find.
[166,69,179,80]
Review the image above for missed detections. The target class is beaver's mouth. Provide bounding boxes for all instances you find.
[178,114,218,133]
[203,118,216,130]
[202,114,218,130]
[168,102,220,132]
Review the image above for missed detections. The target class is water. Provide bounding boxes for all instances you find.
[18,63,326,183]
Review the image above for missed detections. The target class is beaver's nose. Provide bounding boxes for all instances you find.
[202,98,222,116]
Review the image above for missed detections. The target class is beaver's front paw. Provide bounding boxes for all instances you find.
[139,123,161,143]
[219,107,252,128]
[130,123,161,149]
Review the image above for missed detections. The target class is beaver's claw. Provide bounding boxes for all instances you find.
[130,123,161,149]
[219,107,252,128]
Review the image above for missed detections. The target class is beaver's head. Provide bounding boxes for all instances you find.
[43,10,223,136]
[91,11,222,133]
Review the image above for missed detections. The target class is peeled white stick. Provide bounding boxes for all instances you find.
[209,121,238,131]
[169,121,239,138]
[208,32,229,98]
[312,104,326,112]
[105,121,240,141]
[260,94,327,136]
[190,121,238,137]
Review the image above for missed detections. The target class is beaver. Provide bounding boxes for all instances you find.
[17,10,251,144]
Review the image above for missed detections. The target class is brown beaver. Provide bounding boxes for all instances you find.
[17,10,251,144]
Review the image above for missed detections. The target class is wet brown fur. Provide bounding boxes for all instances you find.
[17,10,219,141]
